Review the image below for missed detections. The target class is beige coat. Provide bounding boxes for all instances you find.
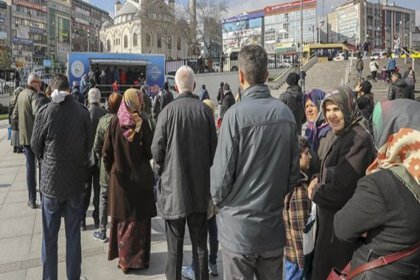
[11,87,38,146]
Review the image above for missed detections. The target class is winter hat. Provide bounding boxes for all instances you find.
[286,72,300,86]
[360,81,372,94]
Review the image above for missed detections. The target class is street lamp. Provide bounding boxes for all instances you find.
[87,30,90,52]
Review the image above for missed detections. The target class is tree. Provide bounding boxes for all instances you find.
[177,0,227,57]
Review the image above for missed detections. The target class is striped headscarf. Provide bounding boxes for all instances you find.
[117,88,143,142]
[367,100,420,204]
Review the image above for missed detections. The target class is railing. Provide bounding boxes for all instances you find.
[342,58,353,86]
[271,54,318,90]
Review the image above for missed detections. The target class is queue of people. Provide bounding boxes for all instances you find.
[6,43,420,280]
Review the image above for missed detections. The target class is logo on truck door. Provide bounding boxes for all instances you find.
[71,60,85,78]
[149,65,162,81]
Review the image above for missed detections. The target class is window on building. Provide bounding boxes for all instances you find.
[124,35,128,48]
[107,40,111,51]
[177,37,181,50]
[133,33,138,47]
[157,35,162,48]
[168,36,172,50]
[144,33,151,47]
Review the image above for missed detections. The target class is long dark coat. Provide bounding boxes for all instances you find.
[102,116,157,220]
[311,123,376,279]
[334,170,420,280]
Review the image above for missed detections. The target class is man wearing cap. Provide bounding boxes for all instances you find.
[279,72,305,133]
[11,72,41,209]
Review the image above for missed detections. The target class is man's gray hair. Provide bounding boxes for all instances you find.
[238,45,268,86]
[88,87,101,104]
[175,65,195,93]
[27,73,40,86]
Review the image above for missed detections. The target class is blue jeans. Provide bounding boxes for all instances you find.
[283,258,305,280]
[23,145,36,203]
[41,194,83,280]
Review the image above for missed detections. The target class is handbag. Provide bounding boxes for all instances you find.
[302,203,317,279]
[327,241,420,280]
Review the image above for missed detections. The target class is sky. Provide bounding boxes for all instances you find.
[86,0,420,24]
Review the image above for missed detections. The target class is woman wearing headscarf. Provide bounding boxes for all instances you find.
[102,88,157,274]
[334,99,420,280]
[307,86,377,280]
[302,89,334,175]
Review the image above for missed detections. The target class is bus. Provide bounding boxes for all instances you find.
[302,43,349,63]
[223,47,241,72]
[67,52,166,96]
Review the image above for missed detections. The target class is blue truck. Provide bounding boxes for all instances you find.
[67,52,166,95]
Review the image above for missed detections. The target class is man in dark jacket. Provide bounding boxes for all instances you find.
[219,83,235,119]
[211,45,300,279]
[71,81,84,105]
[11,73,41,209]
[81,87,107,230]
[280,72,305,133]
[217,82,224,105]
[151,65,217,280]
[388,72,414,100]
[31,74,92,280]
[199,84,209,101]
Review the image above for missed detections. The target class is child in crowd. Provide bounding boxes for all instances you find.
[283,137,312,280]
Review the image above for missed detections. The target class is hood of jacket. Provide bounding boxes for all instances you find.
[286,84,302,96]
[393,78,409,88]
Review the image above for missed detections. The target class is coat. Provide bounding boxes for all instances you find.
[388,79,414,100]
[211,84,300,255]
[311,123,376,280]
[151,92,217,220]
[102,115,157,220]
[219,91,235,118]
[334,170,420,280]
[11,86,38,146]
[93,113,113,187]
[31,95,92,199]
[279,85,305,133]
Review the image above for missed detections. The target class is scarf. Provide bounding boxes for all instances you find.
[117,89,143,142]
[322,86,362,135]
[303,89,331,151]
[367,100,420,204]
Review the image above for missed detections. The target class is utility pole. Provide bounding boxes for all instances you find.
[300,0,303,64]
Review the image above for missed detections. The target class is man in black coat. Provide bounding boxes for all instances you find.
[31,74,92,280]
[280,72,305,133]
[151,65,217,280]
[219,83,235,119]
[388,72,414,100]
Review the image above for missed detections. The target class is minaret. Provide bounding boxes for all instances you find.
[189,0,197,42]
[169,0,175,12]
[115,0,121,16]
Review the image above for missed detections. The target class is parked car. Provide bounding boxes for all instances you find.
[370,51,387,60]
[212,62,221,72]
[333,53,345,61]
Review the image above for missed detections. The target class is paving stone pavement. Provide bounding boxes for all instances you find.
[0,120,223,280]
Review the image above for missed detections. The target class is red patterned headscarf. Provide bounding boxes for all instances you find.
[117,89,143,142]
[367,100,420,203]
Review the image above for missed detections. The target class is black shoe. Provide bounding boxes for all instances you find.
[81,219,86,231]
[27,201,37,209]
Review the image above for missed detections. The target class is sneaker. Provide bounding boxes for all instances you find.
[181,265,195,280]
[27,201,37,209]
[209,263,219,276]
[93,230,108,243]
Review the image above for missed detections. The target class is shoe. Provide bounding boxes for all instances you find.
[117,264,129,274]
[181,265,195,280]
[93,230,108,243]
[209,262,219,276]
[27,201,37,209]
[81,219,86,231]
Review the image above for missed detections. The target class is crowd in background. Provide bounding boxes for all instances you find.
[5,43,420,280]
